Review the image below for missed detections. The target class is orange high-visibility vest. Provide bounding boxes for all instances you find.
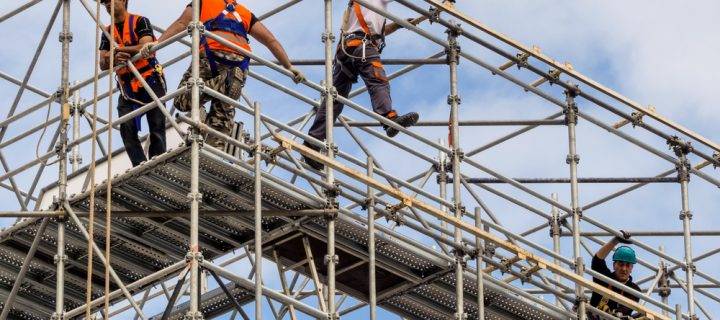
[111,13,159,94]
[200,0,253,55]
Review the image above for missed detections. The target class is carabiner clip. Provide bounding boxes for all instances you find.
[361,38,367,62]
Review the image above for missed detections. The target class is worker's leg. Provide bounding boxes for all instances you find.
[145,75,167,160]
[205,65,246,148]
[173,57,214,120]
[307,49,356,141]
[356,45,419,137]
[355,45,393,117]
[303,48,357,170]
[117,97,147,167]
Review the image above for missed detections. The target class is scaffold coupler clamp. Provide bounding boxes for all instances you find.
[320,82,338,100]
[385,203,406,226]
[498,257,513,274]
[573,295,588,310]
[185,251,204,264]
[454,312,468,320]
[50,311,66,320]
[324,253,339,267]
[564,85,580,125]
[186,77,206,93]
[629,111,646,127]
[549,215,562,237]
[547,68,562,85]
[571,207,583,219]
[186,191,203,205]
[484,241,497,257]
[713,152,720,169]
[321,31,336,44]
[658,266,671,298]
[451,242,469,268]
[574,256,585,274]
[515,52,531,70]
[187,21,205,36]
[667,136,693,157]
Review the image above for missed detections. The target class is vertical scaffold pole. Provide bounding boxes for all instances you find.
[474,207,484,320]
[367,156,377,320]
[55,0,72,318]
[322,0,338,318]
[254,102,263,319]
[669,137,696,319]
[550,193,562,307]
[447,24,465,320]
[564,86,586,320]
[188,0,203,318]
[438,139,449,242]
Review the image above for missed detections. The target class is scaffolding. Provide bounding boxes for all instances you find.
[0,0,718,319]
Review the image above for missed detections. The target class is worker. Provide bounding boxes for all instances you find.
[302,0,427,170]
[589,230,642,319]
[151,0,305,149]
[99,0,167,167]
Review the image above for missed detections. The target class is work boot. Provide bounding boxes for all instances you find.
[302,141,325,171]
[383,111,419,138]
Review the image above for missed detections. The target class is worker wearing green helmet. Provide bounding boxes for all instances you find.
[589,230,642,319]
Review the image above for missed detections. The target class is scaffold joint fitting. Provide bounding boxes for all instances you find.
[186,192,203,204]
[564,84,580,98]
[484,241,496,257]
[187,21,205,35]
[328,312,340,320]
[630,111,645,127]
[324,254,339,266]
[185,251,204,263]
[186,77,205,92]
[547,68,562,85]
[713,152,720,169]
[58,31,73,43]
[53,254,67,265]
[321,85,338,99]
[428,7,441,24]
[454,312,468,320]
[50,311,65,320]
[384,205,406,226]
[451,149,465,162]
[681,262,696,273]
[447,94,462,106]
[679,210,693,221]
[566,154,580,165]
[667,136,693,157]
[321,32,336,44]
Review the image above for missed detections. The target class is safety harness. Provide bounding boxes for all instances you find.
[112,13,165,130]
[201,0,251,76]
[340,1,387,62]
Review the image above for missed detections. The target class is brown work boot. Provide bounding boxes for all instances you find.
[383,111,419,138]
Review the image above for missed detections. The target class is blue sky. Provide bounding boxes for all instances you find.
[0,0,719,319]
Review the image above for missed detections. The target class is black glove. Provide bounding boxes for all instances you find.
[615,229,633,244]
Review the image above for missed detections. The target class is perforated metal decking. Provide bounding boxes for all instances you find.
[0,146,563,319]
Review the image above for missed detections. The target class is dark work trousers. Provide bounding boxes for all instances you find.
[308,43,393,141]
[117,73,167,167]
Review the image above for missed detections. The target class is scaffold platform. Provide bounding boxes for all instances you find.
[0,145,563,320]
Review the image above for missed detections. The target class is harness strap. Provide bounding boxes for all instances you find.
[352,2,372,36]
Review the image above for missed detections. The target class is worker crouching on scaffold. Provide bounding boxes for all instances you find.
[151,0,305,149]
[302,0,427,171]
[588,231,645,319]
[99,0,167,167]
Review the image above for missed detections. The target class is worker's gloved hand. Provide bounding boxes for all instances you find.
[615,229,633,244]
[288,66,305,84]
[140,41,158,59]
[115,51,131,64]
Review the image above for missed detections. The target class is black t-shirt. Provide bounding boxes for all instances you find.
[589,255,641,316]
[99,16,154,51]
[186,2,259,32]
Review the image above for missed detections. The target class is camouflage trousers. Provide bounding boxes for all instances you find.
[175,52,247,148]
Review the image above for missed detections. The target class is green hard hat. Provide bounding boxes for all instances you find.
[612,246,637,264]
